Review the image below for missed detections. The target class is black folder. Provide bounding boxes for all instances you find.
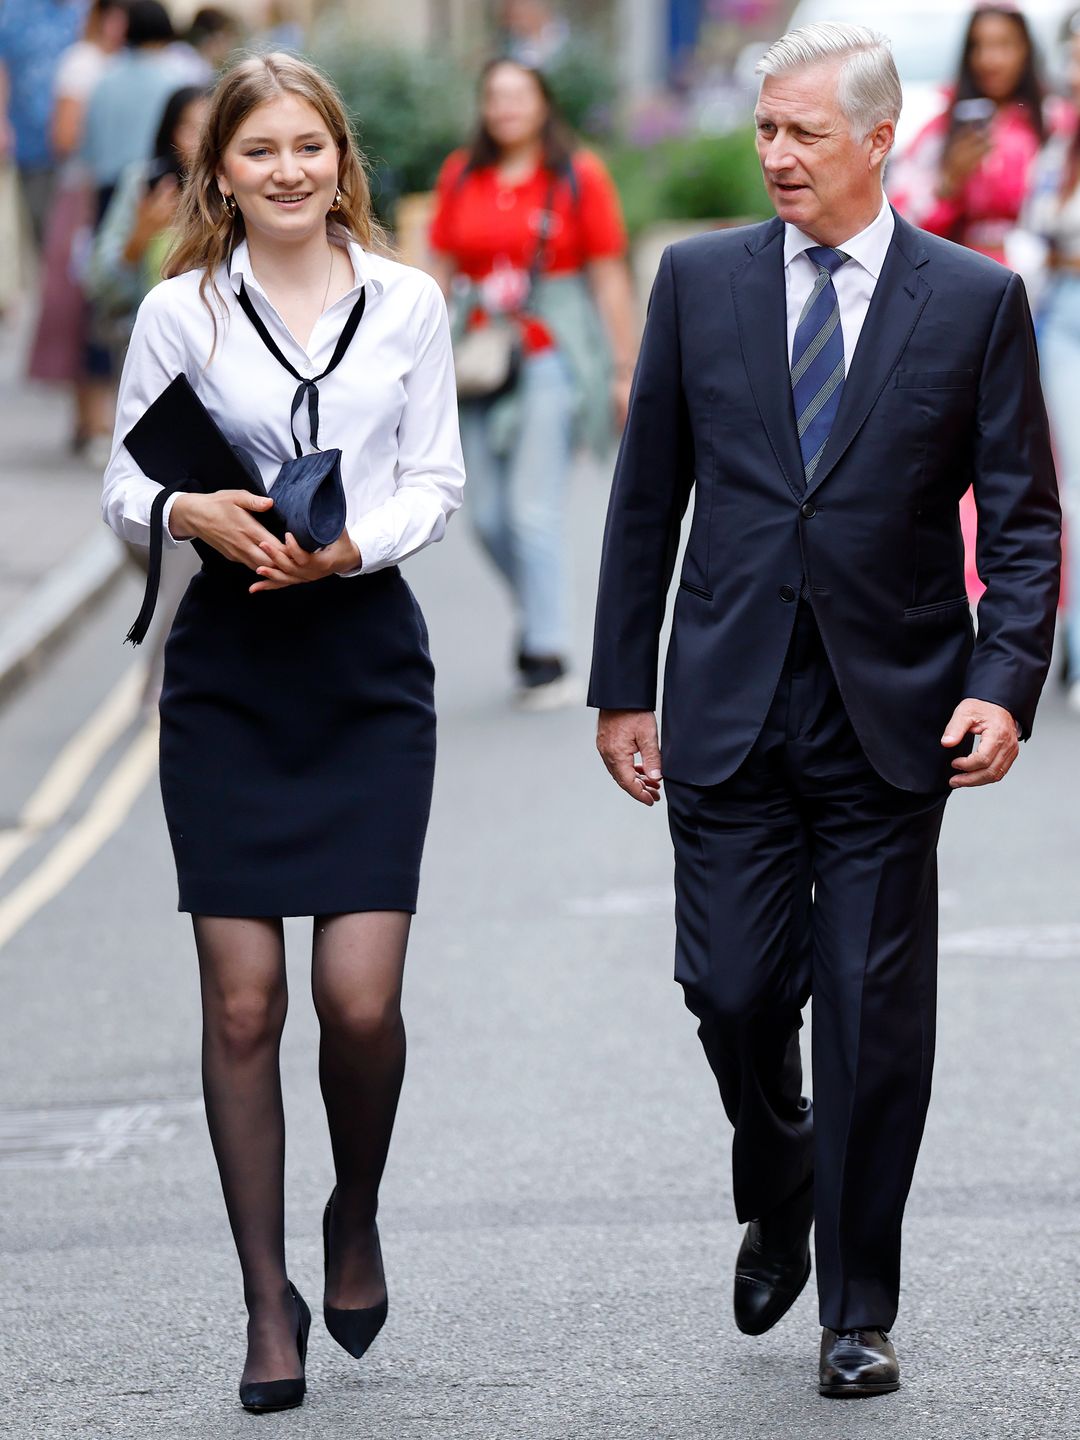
[122,375,280,645]
[123,373,268,496]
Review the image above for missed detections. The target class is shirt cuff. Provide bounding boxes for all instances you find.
[161,491,188,547]
[341,512,393,576]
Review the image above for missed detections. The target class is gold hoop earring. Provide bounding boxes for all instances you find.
[220,191,237,220]
[329,187,342,213]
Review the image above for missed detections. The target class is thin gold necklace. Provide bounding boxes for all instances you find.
[251,244,334,315]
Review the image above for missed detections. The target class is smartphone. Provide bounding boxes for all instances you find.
[952,97,995,131]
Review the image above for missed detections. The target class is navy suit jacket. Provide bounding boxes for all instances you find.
[587,208,1062,793]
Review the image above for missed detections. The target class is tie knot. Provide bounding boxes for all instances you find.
[806,246,848,276]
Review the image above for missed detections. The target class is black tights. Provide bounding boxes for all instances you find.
[193,911,410,1385]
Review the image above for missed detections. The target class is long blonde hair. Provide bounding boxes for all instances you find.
[164,51,387,338]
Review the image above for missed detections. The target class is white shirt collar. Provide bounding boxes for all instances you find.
[227,235,384,300]
[783,197,895,278]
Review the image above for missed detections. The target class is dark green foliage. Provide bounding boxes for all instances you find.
[544,41,618,140]
[604,129,771,236]
[312,43,471,222]
[312,36,766,235]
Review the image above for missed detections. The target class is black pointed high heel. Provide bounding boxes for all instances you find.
[322,1187,388,1359]
[238,1281,311,1413]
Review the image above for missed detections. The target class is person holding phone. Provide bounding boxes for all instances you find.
[100,51,464,1413]
[889,4,1056,262]
[1020,8,1080,710]
[889,3,1062,602]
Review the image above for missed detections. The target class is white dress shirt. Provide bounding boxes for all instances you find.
[102,238,465,575]
[783,198,895,367]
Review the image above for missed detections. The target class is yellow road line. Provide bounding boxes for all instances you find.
[0,664,145,881]
[0,723,159,952]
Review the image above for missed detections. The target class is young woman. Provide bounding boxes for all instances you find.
[101,52,464,1412]
[889,3,1060,602]
[1022,9,1080,712]
[429,58,635,708]
[890,3,1052,259]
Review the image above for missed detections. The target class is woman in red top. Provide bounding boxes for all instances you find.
[429,58,636,707]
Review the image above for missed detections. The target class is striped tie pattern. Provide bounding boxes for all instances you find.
[791,246,849,486]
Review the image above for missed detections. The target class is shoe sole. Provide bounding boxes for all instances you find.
[819,1380,900,1398]
[735,1255,811,1336]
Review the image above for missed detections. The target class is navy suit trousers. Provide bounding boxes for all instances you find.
[666,603,948,1331]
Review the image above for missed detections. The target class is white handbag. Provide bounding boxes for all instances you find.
[453,317,522,401]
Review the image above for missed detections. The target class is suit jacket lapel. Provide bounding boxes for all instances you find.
[732,219,805,502]
[805,210,932,499]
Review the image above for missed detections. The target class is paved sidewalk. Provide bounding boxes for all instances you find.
[0,305,126,696]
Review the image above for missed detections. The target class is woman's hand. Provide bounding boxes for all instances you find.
[123,176,180,266]
[937,127,992,198]
[249,529,362,592]
[587,257,638,434]
[168,489,278,568]
[612,371,633,432]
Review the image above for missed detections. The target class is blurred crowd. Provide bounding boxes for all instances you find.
[881,2,1080,714]
[0,1,297,465]
[2,1,1080,712]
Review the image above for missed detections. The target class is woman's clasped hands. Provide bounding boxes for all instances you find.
[168,489,361,590]
[251,528,361,591]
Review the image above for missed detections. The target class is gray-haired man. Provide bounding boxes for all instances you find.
[590,23,1059,1396]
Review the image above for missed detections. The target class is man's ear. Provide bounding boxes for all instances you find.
[868,119,895,173]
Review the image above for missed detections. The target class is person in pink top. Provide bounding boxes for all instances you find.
[890,3,1050,260]
[889,3,1058,600]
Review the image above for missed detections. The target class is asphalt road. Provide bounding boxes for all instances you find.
[1,469,1078,1439]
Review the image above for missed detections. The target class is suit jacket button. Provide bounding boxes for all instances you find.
[779,585,796,603]
[800,502,816,518]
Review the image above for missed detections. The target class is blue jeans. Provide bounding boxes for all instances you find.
[458,349,576,658]
[1037,276,1080,671]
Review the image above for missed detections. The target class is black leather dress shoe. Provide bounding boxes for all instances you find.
[819,1328,900,1397]
[733,1177,813,1335]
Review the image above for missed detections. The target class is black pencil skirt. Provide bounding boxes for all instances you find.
[158,560,436,917]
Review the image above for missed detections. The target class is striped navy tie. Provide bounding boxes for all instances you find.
[791,246,850,486]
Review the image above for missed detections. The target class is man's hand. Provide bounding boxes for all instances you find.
[250,528,361,591]
[596,708,663,806]
[941,697,1020,788]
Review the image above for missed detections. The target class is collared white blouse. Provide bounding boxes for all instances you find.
[101,237,465,575]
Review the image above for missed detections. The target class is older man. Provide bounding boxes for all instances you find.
[589,23,1060,1397]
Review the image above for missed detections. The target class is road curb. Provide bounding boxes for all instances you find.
[0,531,127,704]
